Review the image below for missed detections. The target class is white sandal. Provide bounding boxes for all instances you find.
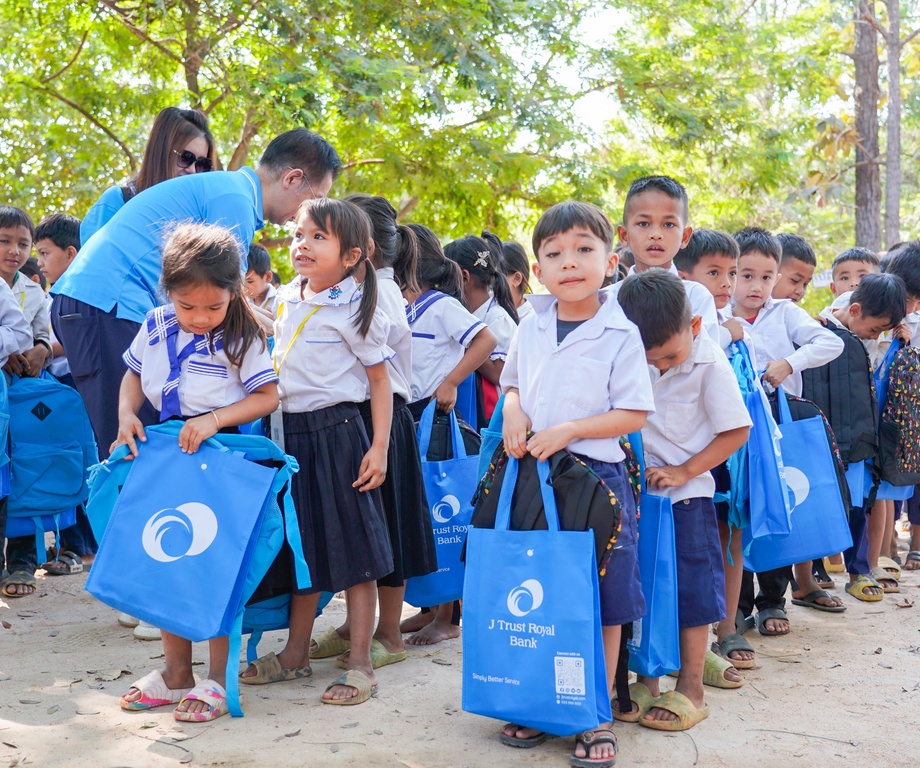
[119,669,195,711]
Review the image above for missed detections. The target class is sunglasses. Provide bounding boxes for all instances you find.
[174,149,213,173]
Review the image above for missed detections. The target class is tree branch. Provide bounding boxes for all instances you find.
[40,30,89,85]
[341,158,386,170]
[900,27,920,48]
[396,197,419,221]
[259,235,292,250]
[98,0,184,63]
[860,9,889,40]
[228,110,265,170]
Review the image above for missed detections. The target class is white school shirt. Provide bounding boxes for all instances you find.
[735,296,844,397]
[717,305,761,373]
[123,305,277,416]
[406,290,487,402]
[606,264,721,348]
[472,294,517,361]
[372,267,412,402]
[641,328,753,503]
[500,291,656,464]
[516,299,535,321]
[11,274,51,349]
[273,275,394,412]
[829,291,920,369]
[249,283,277,313]
[0,279,32,368]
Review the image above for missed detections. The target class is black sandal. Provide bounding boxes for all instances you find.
[500,724,556,748]
[571,729,617,767]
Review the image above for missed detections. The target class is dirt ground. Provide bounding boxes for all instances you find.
[2,542,920,768]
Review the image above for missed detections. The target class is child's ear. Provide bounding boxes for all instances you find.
[680,225,693,249]
[829,281,837,296]
[532,261,544,285]
[849,302,862,318]
[345,247,362,269]
[616,224,628,246]
[676,268,689,279]
[66,246,78,262]
[263,271,273,282]
[606,251,619,277]
[461,268,472,284]
[690,314,702,336]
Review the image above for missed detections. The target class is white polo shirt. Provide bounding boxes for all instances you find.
[0,279,32,368]
[406,290,487,402]
[472,294,517,361]
[500,291,656,464]
[11,274,51,349]
[123,305,277,416]
[641,328,753,503]
[273,276,394,413]
[250,283,277,313]
[736,296,844,397]
[717,305,761,373]
[373,267,412,402]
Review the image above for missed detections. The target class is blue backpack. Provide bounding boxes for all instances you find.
[3,373,97,556]
[85,422,310,716]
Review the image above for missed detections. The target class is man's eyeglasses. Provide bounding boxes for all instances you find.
[174,149,213,173]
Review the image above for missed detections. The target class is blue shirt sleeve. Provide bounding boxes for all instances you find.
[80,186,126,245]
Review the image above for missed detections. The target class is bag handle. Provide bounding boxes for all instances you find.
[417,400,467,460]
[494,456,560,532]
[628,431,649,491]
[776,390,793,425]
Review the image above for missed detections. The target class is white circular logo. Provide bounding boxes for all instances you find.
[507,579,544,617]
[432,495,461,524]
[784,466,810,510]
[141,503,219,563]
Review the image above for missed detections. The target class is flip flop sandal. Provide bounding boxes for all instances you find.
[41,551,85,576]
[310,626,350,659]
[755,607,790,636]
[174,679,229,722]
[335,639,407,670]
[639,690,710,732]
[322,669,377,706]
[0,570,37,598]
[869,566,900,593]
[570,728,617,767]
[845,574,883,602]
[239,651,313,685]
[120,669,196,711]
[611,682,656,723]
[878,556,902,579]
[500,725,557,748]
[711,633,756,669]
[906,551,920,571]
[791,589,847,613]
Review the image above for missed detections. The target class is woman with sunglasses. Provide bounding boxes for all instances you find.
[80,107,217,243]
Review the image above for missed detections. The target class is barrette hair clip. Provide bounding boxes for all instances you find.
[474,251,490,268]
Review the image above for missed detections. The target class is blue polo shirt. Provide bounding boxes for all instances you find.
[54,167,263,324]
[80,185,127,244]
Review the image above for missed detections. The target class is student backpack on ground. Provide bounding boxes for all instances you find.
[876,340,920,486]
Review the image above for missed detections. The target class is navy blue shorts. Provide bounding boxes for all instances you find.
[673,496,726,628]
[575,455,646,627]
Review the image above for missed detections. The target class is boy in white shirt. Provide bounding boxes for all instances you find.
[772,233,816,305]
[501,201,655,767]
[732,226,845,633]
[619,269,751,732]
[830,247,880,297]
[244,244,277,312]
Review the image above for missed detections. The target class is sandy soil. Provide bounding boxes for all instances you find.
[2,554,919,768]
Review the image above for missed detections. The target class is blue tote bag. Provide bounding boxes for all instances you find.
[743,393,853,571]
[404,401,480,607]
[86,429,278,643]
[624,432,681,678]
[478,393,504,482]
[462,457,611,737]
[872,341,914,500]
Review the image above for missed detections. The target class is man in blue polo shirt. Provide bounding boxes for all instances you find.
[52,128,341,457]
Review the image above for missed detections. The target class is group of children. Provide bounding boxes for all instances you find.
[3,165,918,767]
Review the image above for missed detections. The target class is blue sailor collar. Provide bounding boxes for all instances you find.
[146,304,223,353]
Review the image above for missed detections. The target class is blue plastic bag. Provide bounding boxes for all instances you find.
[462,457,611,736]
[743,393,853,571]
[404,401,480,607]
[624,432,681,678]
[455,372,478,429]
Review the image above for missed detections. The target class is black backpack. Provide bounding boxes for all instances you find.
[801,325,878,467]
[878,345,920,486]
[469,448,623,576]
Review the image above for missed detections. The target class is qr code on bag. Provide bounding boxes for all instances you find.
[627,617,642,650]
[554,655,586,696]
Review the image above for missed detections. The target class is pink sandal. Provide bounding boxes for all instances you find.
[174,679,229,722]
[120,669,195,711]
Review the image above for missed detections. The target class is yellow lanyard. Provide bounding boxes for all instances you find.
[273,302,321,374]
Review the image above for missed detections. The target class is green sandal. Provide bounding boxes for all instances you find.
[309,626,350,659]
[612,682,656,723]
[640,690,710,732]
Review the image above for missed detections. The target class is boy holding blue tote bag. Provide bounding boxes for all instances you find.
[494,202,655,767]
[619,270,751,731]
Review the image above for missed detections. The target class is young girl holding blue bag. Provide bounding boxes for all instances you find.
[114,222,279,721]
[240,198,395,705]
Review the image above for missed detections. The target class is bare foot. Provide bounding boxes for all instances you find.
[175,674,226,715]
[572,724,617,761]
[400,610,435,634]
[322,666,378,702]
[406,617,460,646]
[791,587,844,609]
[372,629,405,656]
[81,553,95,567]
[761,615,790,634]
[721,665,743,684]
[501,723,543,741]
[3,582,35,597]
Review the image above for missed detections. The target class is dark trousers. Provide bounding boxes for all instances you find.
[903,486,920,526]
[843,502,871,576]
[50,295,157,459]
[739,565,791,616]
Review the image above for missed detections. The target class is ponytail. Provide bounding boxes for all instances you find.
[394,224,420,294]
[344,193,420,294]
[406,223,462,300]
[481,230,519,324]
[444,232,519,324]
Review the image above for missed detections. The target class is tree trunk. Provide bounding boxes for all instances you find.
[884,0,901,248]
[854,0,882,251]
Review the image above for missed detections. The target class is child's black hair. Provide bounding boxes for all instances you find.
[344,193,420,293]
[271,271,281,287]
[500,241,531,294]
[34,213,81,252]
[299,198,377,337]
[259,128,343,184]
[851,272,906,325]
[161,223,267,368]
[0,206,35,240]
[247,244,272,277]
[444,231,519,324]
[623,175,689,223]
[831,247,880,278]
[406,223,463,301]
[734,226,781,263]
[673,229,739,271]
[617,268,693,350]
[776,233,816,267]
[531,201,614,255]
[19,257,46,291]
[883,241,920,298]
